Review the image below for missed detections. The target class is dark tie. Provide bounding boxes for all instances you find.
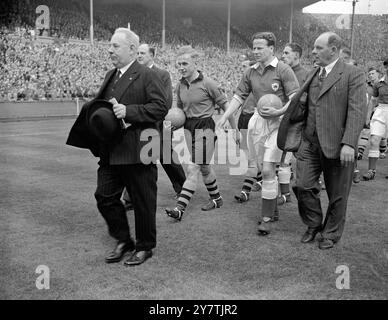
[318,67,327,86]
[109,69,121,98]
[113,69,121,85]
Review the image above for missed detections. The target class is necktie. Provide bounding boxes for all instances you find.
[319,67,327,81]
[318,67,326,88]
[113,69,121,85]
[109,70,121,99]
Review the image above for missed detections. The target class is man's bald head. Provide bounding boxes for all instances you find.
[312,32,342,67]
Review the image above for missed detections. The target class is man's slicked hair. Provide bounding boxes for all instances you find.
[285,42,303,58]
[251,32,276,48]
[114,28,139,48]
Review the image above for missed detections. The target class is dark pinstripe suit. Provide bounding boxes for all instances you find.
[94,60,168,251]
[293,59,367,242]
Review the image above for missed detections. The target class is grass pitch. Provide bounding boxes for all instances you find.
[0,117,387,300]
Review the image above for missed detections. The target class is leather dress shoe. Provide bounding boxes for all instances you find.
[301,227,321,243]
[105,241,135,264]
[124,250,152,266]
[319,238,335,250]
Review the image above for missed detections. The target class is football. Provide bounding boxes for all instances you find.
[164,107,186,128]
[256,94,283,119]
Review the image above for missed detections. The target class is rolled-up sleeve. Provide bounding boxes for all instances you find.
[206,78,228,108]
[234,69,253,103]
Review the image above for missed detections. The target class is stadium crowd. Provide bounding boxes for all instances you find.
[1,0,387,101]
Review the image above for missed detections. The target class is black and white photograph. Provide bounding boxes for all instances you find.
[0,0,387,306]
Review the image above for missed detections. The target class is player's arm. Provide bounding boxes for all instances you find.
[217,70,252,129]
[219,101,237,130]
[208,80,239,144]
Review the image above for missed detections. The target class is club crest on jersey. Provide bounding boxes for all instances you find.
[271,83,279,92]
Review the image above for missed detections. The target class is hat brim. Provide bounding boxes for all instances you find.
[86,99,115,126]
[86,99,122,143]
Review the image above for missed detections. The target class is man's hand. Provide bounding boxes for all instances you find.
[258,100,291,119]
[163,120,177,131]
[258,106,280,119]
[340,144,355,167]
[109,98,126,119]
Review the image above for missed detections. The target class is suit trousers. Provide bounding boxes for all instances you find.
[292,137,354,242]
[95,162,157,251]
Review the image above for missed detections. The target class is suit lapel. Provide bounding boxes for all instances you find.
[115,60,141,101]
[318,59,344,99]
[96,69,116,98]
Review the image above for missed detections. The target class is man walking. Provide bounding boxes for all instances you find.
[292,32,366,249]
[218,32,300,235]
[67,28,168,265]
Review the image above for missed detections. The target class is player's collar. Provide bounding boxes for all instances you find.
[251,57,278,70]
[180,70,203,84]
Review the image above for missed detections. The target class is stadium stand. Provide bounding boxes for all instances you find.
[1,0,387,101]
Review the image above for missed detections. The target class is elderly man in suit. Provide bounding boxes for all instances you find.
[293,32,366,249]
[68,28,167,266]
[122,43,186,207]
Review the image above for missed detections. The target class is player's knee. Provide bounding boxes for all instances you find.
[262,168,276,180]
[247,158,258,168]
[187,163,200,177]
[369,135,381,147]
[262,178,278,199]
[199,164,211,176]
[246,167,258,178]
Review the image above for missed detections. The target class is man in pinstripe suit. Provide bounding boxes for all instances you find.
[293,32,366,250]
[93,28,167,265]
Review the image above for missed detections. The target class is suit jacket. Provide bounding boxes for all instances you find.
[307,59,367,159]
[151,65,172,109]
[66,60,168,164]
[277,67,319,152]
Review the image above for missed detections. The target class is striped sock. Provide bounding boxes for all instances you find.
[242,176,257,193]
[205,179,221,199]
[256,171,263,183]
[358,132,369,157]
[177,187,195,211]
